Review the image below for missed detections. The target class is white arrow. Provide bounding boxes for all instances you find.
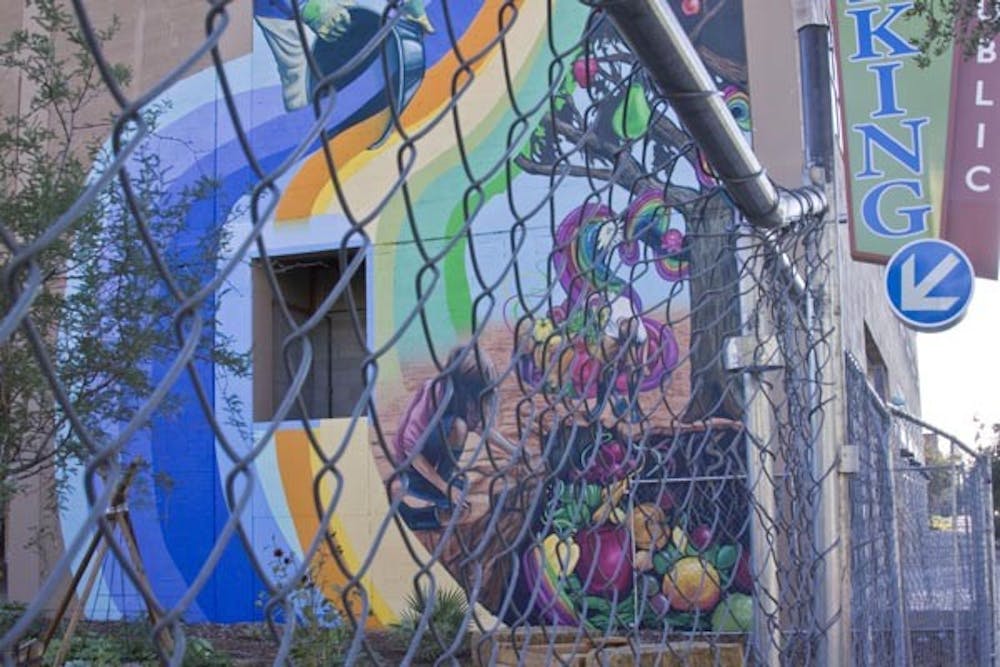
[900,253,960,312]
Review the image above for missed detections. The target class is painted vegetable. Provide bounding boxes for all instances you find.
[655,489,676,513]
[662,557,721,612]
[546,533,580,574]
[612,84,652,139]
[711,593,753,632]
[570,353,600,394]
[732,547,753,593]
[630,503,669,551]
[572,57,599,88]
[591,479,629,524]
[521,534,580,625]
[671,526,689,553]
[578,438,638,484]
[689,524,712,550]
[576,525,633,597]
[647,593,671,617]
[634,550,655,573]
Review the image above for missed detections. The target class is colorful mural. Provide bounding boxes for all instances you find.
[58,0,755,631]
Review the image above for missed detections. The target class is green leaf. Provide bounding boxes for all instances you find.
[553,517,575,534]
[550,508,570,523]
[583,596,613,614]
[588,613,610,629]
[612,84,651,140]
[615,601,636,626]
[665,611,695,628]
[652,551,671,576]
[715,545,738,570]
[583,484,603,511]
[663,545,682,566]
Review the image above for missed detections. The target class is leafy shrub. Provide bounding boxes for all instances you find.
[182,637,231,667]
[43,623,231,666]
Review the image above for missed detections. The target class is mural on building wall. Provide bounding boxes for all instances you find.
[57,0,755,629]
[367,0,756,631]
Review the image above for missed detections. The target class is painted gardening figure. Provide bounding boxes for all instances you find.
[390,347,518,531]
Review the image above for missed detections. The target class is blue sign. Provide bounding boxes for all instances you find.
[885,239,974,331]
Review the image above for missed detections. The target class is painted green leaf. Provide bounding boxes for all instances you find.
[715,545,738,570]
[584,596,613,614]
[701,545,720,563]
[665,611,694,628]
[613,84,651,140]
[652,551,671,576]
[583,484,603,511]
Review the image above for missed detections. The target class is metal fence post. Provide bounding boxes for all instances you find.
[985,456,999,664]
[809,282,848,667]
[725,333,781,665]
[969,456,992,665]
[884,423,911,666]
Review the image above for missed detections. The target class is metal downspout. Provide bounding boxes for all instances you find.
[792,7,856,667]
[798,22,835,185]
[794,8,848,667]
[600,0,826,229]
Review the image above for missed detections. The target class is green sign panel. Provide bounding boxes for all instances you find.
[833,1,954,264]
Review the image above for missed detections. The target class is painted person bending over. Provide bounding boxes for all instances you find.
[392,347,517,531]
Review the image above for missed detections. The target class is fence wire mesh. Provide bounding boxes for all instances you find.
[846,355,998,667]
[0,0,849,665]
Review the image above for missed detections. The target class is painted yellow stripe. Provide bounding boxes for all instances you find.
[275,427,392,627]
[275,0,519,222]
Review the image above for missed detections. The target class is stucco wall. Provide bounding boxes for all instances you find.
[836,226,921,410]
[743,0,920,413]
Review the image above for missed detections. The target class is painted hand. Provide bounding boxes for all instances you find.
[302,0,352,42]
[401,0,435,33]
[449,486,470,513]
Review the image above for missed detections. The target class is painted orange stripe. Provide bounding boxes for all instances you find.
[274,112,390,221]
[275,0,515,221]
[274,429,378,627]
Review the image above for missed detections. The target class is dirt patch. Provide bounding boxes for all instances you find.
[26,622,468,666]
[189,623,276,664]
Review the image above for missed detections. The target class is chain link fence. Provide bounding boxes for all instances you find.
[846,354,998,667]
[0,0,992,665]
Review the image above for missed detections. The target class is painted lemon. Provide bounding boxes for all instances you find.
[662,557,721,612]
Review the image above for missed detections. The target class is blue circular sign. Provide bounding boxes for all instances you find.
[884,239,974,331]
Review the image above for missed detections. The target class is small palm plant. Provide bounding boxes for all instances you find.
[391,587,469,663]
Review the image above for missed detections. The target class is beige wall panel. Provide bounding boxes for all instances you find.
[744,0,805,187]
[76,0,251,94]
